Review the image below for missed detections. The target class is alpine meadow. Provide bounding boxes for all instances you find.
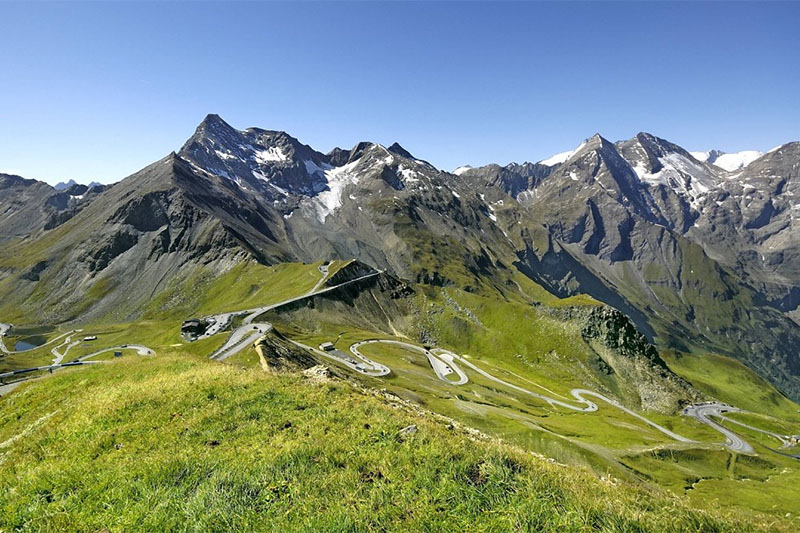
[2,2,799,532]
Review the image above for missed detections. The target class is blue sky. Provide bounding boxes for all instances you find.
[1,1,798,184]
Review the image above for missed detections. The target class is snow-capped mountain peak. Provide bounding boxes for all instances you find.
[538,139,589,166]
[690,149,763,172]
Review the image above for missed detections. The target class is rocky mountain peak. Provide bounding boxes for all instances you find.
[345,141,378,164]
[0,173,38,189]
[387,142,414,159]
[178,114,331,199]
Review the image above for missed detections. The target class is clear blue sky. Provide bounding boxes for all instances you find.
[1,1,798,184]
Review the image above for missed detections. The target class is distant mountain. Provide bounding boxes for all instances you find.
[460,133,800,399]
[689,149,763,171]
[54,179,103,191]
[1,115,799,401]
[0,174,107,245]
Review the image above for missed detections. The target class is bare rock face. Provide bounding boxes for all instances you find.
[581,307,666,368]
[542,304,701,412]
[0,174,105,245]
[302,365,333,382]
[579,306,702,413]
[465,133,800,401]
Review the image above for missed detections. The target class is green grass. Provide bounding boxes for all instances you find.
[0,260,339,372]
[143,260,337,320]
[0,353,790,532]
[3,259,800,528]
[663,351,800,424]
[267,285,800,521]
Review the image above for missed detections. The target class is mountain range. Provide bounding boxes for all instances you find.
[1,113,799,400]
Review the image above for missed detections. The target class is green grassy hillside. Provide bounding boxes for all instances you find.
[3,259,799,529]
[0,354,790,532]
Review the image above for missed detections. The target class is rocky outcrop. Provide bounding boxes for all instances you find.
[581,307,667,369]
[553,305,702,413]
[254,330,319,373]
[324,260,376,287]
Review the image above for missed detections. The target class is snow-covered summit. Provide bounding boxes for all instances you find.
[538,140,588,166]
[690,149,763,172]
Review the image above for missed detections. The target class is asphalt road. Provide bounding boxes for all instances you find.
[350,340,467,384]
[683,403,755,453]
[0,323,82,355]
[210,324,272,361]
[715,411,794,446]
[50,335,81,365]
[288,340,390,377]
[199,271,382,362]
[347,339,694,444]
[0,343,156,396]
[196,314,235,341]
[0,361,107,396]
[184,269,795,455]
[309,262,330,294]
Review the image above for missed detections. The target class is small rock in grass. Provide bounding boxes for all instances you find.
[397,424,418,440]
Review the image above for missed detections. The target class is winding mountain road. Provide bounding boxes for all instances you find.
[288,340,390,377]
[309,262,331,294]
[0,323,82,355]
[0,336,156,396]
[190,268,796,455]
[50,335,81,365]
[210,324,273,361]
[350,340,467,384]
[352,338,694,444]
[200,271,382,362]
[683,403,757,454]
[715,411,795,446]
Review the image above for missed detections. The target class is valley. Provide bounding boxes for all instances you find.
[2,257,799,527]
[2,115,800,530]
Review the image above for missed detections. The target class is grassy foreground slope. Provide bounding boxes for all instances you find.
[0,354,787,532]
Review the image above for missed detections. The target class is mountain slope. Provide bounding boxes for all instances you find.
[461,133,800,400]
[1,116,799,402]
[0,174,105,246]
[2,353,784,532]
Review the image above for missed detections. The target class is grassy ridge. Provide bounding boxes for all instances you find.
[663,351,800,424]
[0,354,788,532]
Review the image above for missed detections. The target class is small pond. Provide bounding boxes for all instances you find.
[14,337,45,351]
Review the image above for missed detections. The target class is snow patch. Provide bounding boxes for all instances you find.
[712,151,762,172]
[269,182,289,196]
[254,146,288,164]
[311,158,362,222]
[631,153,719,209]
[767,144,786,155]
[397,165,420,184]
[539,141,587,166]
[215,150,239,161]
[303,159,331,176]
[453,165,473,175]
